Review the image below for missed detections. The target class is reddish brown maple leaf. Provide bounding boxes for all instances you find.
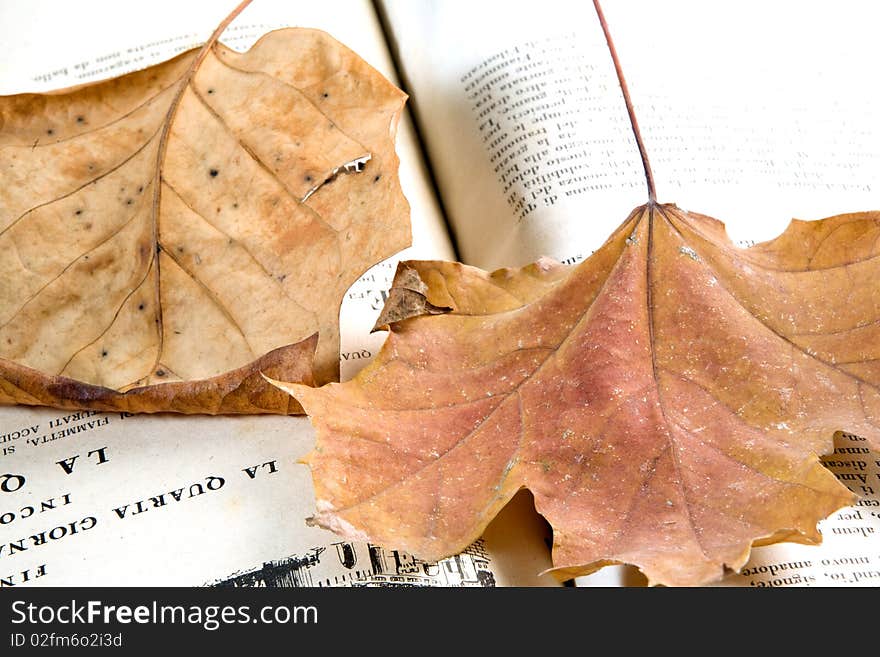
[278,204,880,586]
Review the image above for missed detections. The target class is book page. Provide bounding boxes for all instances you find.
[0,0,557,587]
[380,0,880,269]
[0,405,555,587]
[379,0,880,586]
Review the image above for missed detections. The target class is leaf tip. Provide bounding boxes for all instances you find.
[262,373,314,408]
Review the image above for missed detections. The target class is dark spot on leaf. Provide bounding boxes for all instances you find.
[209,168,219,178]
[47,380,114,404]
[304,175,313,183]
[177,246,184,253]
[84,222,92,230]
[322,92,329,98]
[155,369,166,377]
[373,174,381,182]
[76,116,85,124]
[174,330,182,335]
[207,88,214,94]
[126,198,133,205]
[137,185,144,193]
[101,350,108,358]
[74,209,82,216]
[138,303,145,311]
[232,203,238,209]
[46,128,54,135]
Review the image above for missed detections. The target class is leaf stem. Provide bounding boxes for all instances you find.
[197,0,255,69]
[148,0,254,378]
[593,0,656,203]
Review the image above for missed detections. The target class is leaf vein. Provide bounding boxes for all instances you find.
[0,78,181,154]
[1,202,146,331]
[57,255,156,377]
[0,125,162,239]
[659,205,880,400]
[162,180,311,317]
[162,249,256,358]
[189,82,339,233]
[646,205,712,562]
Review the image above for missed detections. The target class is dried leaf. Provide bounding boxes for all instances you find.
[0,27,409,414]
[279,204,880,586]
[370,264,452,332]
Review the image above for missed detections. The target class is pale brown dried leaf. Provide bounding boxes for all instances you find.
[0,27,409,414]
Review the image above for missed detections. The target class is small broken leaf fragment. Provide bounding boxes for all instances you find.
[371,264,452,332]
[279,204,880,586]
[0,27,410,414]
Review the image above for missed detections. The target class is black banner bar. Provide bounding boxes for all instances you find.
[0,586,854,651]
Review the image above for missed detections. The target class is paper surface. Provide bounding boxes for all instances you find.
[0,405,556,586]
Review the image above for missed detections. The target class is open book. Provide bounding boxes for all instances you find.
[1,0,877,587]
